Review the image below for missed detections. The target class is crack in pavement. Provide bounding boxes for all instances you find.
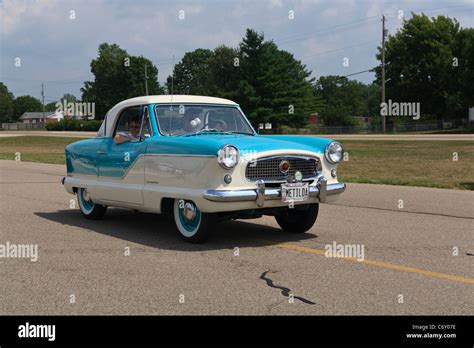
[328,202,474,220]
[260,271,317,305]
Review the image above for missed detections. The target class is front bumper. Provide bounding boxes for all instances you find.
[203,175,345,207]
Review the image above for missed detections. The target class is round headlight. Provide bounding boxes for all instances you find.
[217,145,240,169]
[325,142,343,164]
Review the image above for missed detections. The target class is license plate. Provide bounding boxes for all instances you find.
[281,182,309,202]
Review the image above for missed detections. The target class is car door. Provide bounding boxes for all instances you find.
[96,105,152,205]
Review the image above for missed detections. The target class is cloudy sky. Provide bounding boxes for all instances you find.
[1,0,473,103]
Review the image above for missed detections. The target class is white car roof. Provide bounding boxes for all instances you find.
[99,95,239,137]
[114,95,237,108]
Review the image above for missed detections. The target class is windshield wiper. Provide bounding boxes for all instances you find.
[226,131,254,136]
[183,129,255,137]
[197,128,220,133]
[181,128,221,137]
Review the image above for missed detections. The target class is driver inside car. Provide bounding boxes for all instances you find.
[114,116,141,144]
[182,108,202,133]
[210,119,227,131]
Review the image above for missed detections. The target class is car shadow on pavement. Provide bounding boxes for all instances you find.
[34,208,317,251]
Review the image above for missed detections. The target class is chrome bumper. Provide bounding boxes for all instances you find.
[203,176,345,207]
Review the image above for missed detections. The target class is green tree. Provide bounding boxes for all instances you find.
[81,43,164,119]
[208,45,241,99]
[235,29,323,128]
[253,41,321,127]
[13,95,43,121]
[166,48,214,95]
[167,29,322,129]
[454,27,474,123]
[45,93,78,111]
[313,76,377,126]
[375,14,468,126]
[60,93,78,103]
[0,82,15,122]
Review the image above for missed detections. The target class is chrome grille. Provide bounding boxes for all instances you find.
[245,156,319,182]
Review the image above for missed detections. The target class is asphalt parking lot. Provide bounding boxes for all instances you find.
[1,160,473,315]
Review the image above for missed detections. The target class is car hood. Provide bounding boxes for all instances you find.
[146,134,334,156]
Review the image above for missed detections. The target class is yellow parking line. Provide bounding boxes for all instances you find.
[277,243,474,285]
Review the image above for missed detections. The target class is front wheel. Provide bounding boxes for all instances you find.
[275,204,319,233]
[173,199,216,243]
[77,187,107,219]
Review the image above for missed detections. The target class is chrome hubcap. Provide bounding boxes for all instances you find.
[83,189,91,201]
[183,202,196,222]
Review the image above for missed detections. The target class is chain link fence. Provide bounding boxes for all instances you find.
[1,122,45,130]
[276,121,469,135]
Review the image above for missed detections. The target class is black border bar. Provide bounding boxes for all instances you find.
[0,315,473,346]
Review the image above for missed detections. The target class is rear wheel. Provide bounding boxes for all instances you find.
[275,204,319,233]
[173,199,216,243]
[77,187,107,219]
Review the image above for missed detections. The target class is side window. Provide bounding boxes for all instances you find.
[114,106,153,140]
[114,106,142,137]
[141,107,152,138]
[97,120,105,137]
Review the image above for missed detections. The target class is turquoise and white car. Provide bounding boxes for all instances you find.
[62,95,346,243]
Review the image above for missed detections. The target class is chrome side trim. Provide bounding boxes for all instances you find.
[201,189,257,202]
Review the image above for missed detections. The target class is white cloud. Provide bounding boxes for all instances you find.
[0,0,60,35]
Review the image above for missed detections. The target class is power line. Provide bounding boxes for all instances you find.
[384,4,474,21]
[1,75,91,83]
[274,15,380,45]
[343,67,377,78]
[271,4,473,47]
[299,40,379,61]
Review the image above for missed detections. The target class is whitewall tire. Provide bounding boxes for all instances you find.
[173,199,216,243]
[77,187,107,219]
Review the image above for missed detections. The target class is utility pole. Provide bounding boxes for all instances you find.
[41,83,45,123]
[144,64,149,95]
[381,14,387,133]
[171,55,175,96]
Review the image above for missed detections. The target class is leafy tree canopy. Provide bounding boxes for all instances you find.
[81,43,164,119]
[167,29,323,128]
[374,14,473,124]
[0,82,15,123]
[13,95,43,121]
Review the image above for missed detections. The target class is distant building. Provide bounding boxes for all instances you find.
[308,113,319,125]
[354,116,372,125]
[19,112,55,124]
[20,111,84,124]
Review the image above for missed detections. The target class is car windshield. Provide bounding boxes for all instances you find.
[155,104,254,136]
